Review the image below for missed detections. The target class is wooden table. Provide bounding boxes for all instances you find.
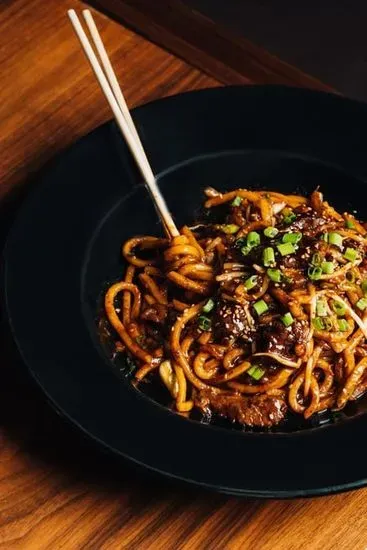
[1,1,367,548]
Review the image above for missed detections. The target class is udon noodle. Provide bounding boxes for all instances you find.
[104,188,367,427]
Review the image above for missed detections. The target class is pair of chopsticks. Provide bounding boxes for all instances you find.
[67,9,179,239]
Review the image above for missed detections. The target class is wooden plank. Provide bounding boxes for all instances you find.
[2,2,367,550]
[89,0,336,92]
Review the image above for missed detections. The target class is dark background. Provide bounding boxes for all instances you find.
[186,0,367,101]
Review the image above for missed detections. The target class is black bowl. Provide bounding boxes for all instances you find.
[4,85,367,497]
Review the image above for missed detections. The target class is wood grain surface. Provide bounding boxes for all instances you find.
[1,1,367,549]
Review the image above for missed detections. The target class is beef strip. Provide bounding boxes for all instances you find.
[141,304,167,324]
[259,318,308,358]
[288,205,329,237]
[213,300,254,343]
[195,389,287,427]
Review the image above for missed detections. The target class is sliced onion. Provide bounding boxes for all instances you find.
[204,187,221,198]
[325,291,367,339]
[216,271,247,281]
[159,360,178,397]
[252,352,300,368]
[272,202,286,214]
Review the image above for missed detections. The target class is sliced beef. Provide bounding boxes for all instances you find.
[213,300,254,343]
[195,389,287,427]
[141,304,167,324]
[259,318,308,358]
[288,205,329,238]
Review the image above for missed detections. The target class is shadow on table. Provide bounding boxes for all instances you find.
[0,183,261,513]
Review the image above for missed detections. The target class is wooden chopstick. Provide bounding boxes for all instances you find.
[80,9,172,240]
[67,9,179,239]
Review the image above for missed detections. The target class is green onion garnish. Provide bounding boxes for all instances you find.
[202,298,215,313]
[332,300,346,317]
[328,232,343,248]
[253,300,269,316]
[321,261,334,274]
[361,280,367,294]
[231,196,242,207]
[263,247,275,267]
[321,233,328,242]
[198,315,212,330]
[337,319,349,332]
[247,365,265,381]
[277,242,296,256]
[241,245,251,256]
[312,317,325,331]
[316,300,328,317]
[281,312,294,327]
[244,275,258,290]
[282,232,302,244]
[311,253,322,266]
[267,268,282,282]
[308,266,322,281]
[264,226,279,238]
[247,231,261,248]
[222,224,239,234]
[344,247,358,262]
[345,219,355,229]
[283,212,297,224]
[356,297,367,311]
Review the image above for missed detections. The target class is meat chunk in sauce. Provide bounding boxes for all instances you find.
[195,389,287,427]
[260,318,308,358]
[213,300,254,343]
[289,205,329,237]
[141,304,167,324]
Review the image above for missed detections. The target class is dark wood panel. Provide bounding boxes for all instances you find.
[186,0,367,102]
[88,0,336,92]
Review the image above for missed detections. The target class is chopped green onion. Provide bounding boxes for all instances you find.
[247,365,265,381]
[241,246,251,256]
[253,299,269,316]
[344,247,358,262]
[346,271,355,283]
[321,261,334,274]
[198,315,211,330]
[264,226,279,238]
[282,232,302,244]
[316,299,328,317]
[328,232,343,248]
[312,317,325,331]
[231,196,242,207]
[263,247,275,267]
[247,231,261,248]
[244,275,258,290]
[356,297,367,311]
[361,280,367,295]
[337,319,349,332]
[321,233,328,242]
[281,312,294,327]
[311,253,322,266]
[277,242,296,256]
[308,266,322,281]
[332,300,346,317]
[283,212,297,224]
[345,219,355,229]
[267,268,282,282]
[222,224,239,234]
[202,298,215,313]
